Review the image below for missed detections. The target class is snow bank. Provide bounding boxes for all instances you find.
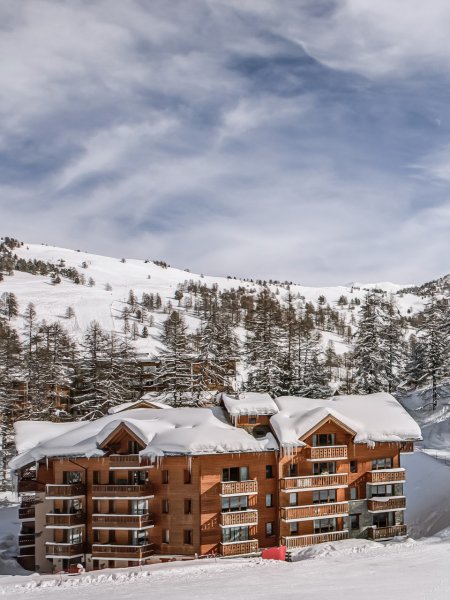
[272,393,422,447]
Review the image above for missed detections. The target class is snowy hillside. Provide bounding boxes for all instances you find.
[0,241,426,359]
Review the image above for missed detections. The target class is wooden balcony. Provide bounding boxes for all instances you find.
[400,441,414,453]
[46,484,86,498]
[281,473,348,491]
[18,534,35,547]
[282,530,349,549]
[307,446,348,461]
[46,513,86,526]
[281,501,349,521]
[368,525,407,540]
[368,497,406,512]
[18,480,45,493]
[92,484,153,498]
[92,544,154,559]
[92,514,154,528]
[45,542,85,557]
[109,455,151,468]
[367,469,405,484]
[19,507,35,520]
[220,540,259,556]
[220,510,258,527]
[220,480,258,496]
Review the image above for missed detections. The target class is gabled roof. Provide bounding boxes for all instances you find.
[271,393,422,448]
[108,398,169,414]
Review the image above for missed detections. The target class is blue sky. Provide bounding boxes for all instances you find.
[2,0,450,285]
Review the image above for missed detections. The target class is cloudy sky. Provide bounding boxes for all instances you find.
[2,0,450,285]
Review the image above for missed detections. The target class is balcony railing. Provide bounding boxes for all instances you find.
[220,481,258,496]
[281,473,348,491]
[109,455,151,468]
[18,534,35,547]
[367,525,407,540]
[282,530,349,549]
[20,495,42,507]
[46,513,86,526]
[45,542,85,557]
[281,501,349,521]
[19,507,35,520]
[220,540,259,556]
[92,514,154,528]
[307,446,348,461]
[368,497,406,512]
[18,480,45,493]
[367,469,405,484]
[91,544,154,559]
[92,484,153,497]
[46,484,86,498]
[220,511,258,527]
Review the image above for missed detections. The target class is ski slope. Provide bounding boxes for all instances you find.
[0,242,426,358]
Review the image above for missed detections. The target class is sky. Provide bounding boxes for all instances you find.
[2,0,450,286]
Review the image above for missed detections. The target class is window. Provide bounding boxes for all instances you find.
[288,463,298,477]
[162,499,169,514]
[184,499,192,514]
[373,512,395,528]
[371,484,394,497]
[68,528,83,544]
[93,471,101,485]
[313,462,336,475]
[162,470,169,484]
[312,433,336,447]
[183,530,193,545]
[349,487,358,500]
[162,529,170,544]
[350,514,360,530]
[289,493,297,506]
[222,466,249,482]
[248,415,257,424]
[131,499,148,515]
[222,526,249,543]
[266,465,274,479]
[314,518,336,534]
[371,458,393,470]
[63,471,82,484]
[265,494,274,508]
[313,489,336,504]
[184,469,192,484]
[129,471,147,485]
[350,461,357,473]
[289,522,298,535]
[128,440,141,454]
[221,496,248,512]
[266,522,274,537]
[132,529,148,546]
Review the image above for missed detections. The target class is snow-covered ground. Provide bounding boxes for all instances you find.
[0,531,450,599]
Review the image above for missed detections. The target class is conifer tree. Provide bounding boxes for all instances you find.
[157,311,192,405]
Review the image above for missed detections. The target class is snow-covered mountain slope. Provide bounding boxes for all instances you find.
[0,241,426,358]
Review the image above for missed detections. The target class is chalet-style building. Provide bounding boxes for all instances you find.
[11,392,421,573]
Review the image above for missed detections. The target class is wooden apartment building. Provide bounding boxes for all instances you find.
[11,392,421,572]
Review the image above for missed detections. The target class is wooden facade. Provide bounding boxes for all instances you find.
[15,410,412,573]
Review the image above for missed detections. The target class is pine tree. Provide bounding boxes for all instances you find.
[353,292,390,394]
[157,311,193,405]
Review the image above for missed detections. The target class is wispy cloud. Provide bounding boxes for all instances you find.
[1,1,450,285]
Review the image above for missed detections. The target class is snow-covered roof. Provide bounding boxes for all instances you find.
[10,407,278,470]
[271,393,422,448]
[108,398,170,414]
[222,392,279,417]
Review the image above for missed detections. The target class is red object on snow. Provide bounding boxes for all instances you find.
[261,546,287,561]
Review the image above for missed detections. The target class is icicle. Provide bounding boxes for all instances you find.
[187,455,192,473]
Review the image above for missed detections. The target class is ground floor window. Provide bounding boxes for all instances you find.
[222,526,249,543]
[350,514,360,530]
[373,512,395,528]
[314,518,337,534]
[289,522,299,535]
[266,522,274,537]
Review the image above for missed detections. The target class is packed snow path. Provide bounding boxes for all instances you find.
[1,533,450,600]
